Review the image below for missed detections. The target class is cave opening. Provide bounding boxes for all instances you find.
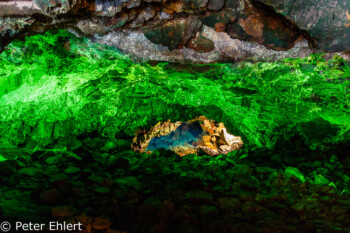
[132,116,244,156]
[146,121,205,153]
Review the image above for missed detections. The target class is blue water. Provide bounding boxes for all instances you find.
[146,122,204,151]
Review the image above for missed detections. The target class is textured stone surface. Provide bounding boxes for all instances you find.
[1,31,349,150]
[254,0,350,52]
[94,27,312,63]
[1,0,350,62]
[132,116,243,156]
[2,144,350,233]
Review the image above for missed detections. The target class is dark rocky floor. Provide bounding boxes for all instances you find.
[1,138,350,233]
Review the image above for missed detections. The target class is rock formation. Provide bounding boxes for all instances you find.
[1,0,350,63]
[0,30,349,151]
[132,116,244,156]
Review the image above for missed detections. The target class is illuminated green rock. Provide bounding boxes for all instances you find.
[0,30,349,152]
[284,167,306,182]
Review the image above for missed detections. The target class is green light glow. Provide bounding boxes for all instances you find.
[0,30,350,232]
[0,30,349,150]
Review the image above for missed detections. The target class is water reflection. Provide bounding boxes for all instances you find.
[146,122,205,152]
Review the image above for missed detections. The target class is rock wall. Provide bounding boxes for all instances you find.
[1,0,350,63]
[1,31,349,150]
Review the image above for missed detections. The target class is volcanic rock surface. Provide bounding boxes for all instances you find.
[1,143,350,233]
[1,0,350,63]
[132,116,244,156]
[1,31,349,151]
